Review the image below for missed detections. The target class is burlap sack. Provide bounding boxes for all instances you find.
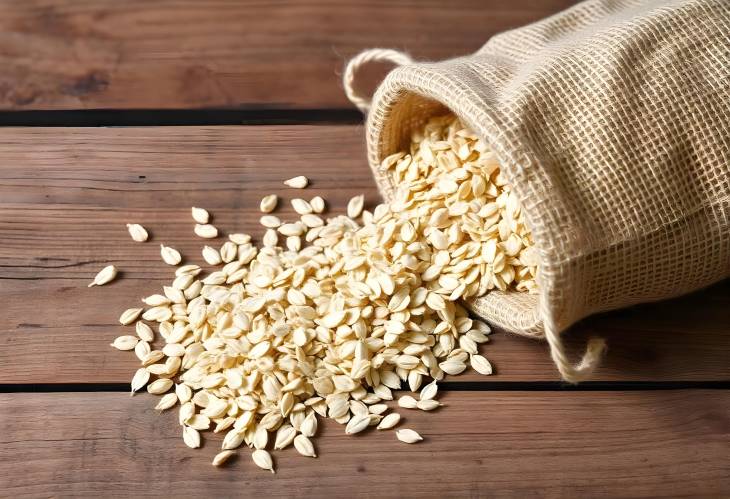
[344,0,730,381]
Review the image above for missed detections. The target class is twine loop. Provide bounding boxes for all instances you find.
[343,48,413,113]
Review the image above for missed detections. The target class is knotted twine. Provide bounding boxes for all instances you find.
[343,0,730,382]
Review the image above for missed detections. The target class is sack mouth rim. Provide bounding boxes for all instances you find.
[365,63,551,337]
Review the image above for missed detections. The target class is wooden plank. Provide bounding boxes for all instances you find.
[1,391,728,498]
[0,0,578,110]
[0,126,728,384]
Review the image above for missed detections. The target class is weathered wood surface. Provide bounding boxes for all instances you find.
[0,0,578,110]
[1,391,728,498]
[0,125,728,384]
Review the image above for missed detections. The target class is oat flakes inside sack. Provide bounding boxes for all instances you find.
[344,0,730,382]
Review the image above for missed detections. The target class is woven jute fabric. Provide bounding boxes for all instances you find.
[359,0,730,380]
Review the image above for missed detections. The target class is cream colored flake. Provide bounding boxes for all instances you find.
[202,245,222,265]
[291,198,312,215]
[397,395,418,409]
[260,215,282,228]
[191,207,210,224]
[160,244,182,265]
[416,399,441,411]
[212,450,236,466]
[274,425,297,450]
[111,335,138,351]
[301,214,324,228]
[347,194,365,218]
[147,378,174,394]
[419,380,438,401]
[134,340,150,361]
[194,223,218,239]
[284,176,308,189]
[395,428,423,444]
[88,265,117,287]
[229,233,252,244]
[155,393,178,411]
[345,413,371,435]
[260,195,278,213]
[119,307,143,325]
[310,196,325,213]
[251,449,275,473]
[470,354,493,375]
[183,426,201,448]
[373,412,400,431]
[126,223,149,242]
[130,368,150,394]
[293,435,317,457]
[220,241,237,263]
[176,264,201,277]
[279,222,305,237]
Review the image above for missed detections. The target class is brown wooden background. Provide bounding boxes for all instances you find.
[0,1,727,498]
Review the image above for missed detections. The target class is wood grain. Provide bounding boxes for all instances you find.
[0,126,728,384]
[1,391,728,498]
[0,0,578,110]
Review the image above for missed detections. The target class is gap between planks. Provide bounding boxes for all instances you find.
[1,381,729,394]
[0,109,363,126]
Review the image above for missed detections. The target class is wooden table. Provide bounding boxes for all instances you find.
[0,2,728,497]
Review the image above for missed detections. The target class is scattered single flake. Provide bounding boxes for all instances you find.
[142,294,170,307]
[310,196,325,213]
[119,308,143,326]
[176,264,201,277]
[377,413,401,430]
[126,223,149,242]
[284,175,308,189]
[160,244,182,265]
[397,395,418,409]
[202,245,222,265]
[183,426,201,448]
[369,403,388,415]
[212,450,236,467]
[251,449,275,473]
[194,224,218,239]
[279,222,304,236]
[293,435,317,457]
[291,198,312,215]
[260,215,282,228]
[300,413,317,438]
[155,393,178,411]
[229,233,251,245]
[222,429,246,450]
[130,368,150,394]
[419,380,438,401]
[345,413,371,435]
[470,354,494,375]
[260,194,278,213]
[416,399,441,411]
[134,340,150,361]
[439,359,467,376]
[396,429,423,444]
[147,378,174,395]
[142,306,172,322]
[111,335,138,351]
[88,265,117,287]
[274,425,297,450]
[191,207,210,224]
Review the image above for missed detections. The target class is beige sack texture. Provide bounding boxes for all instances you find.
[346,0,730,381]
